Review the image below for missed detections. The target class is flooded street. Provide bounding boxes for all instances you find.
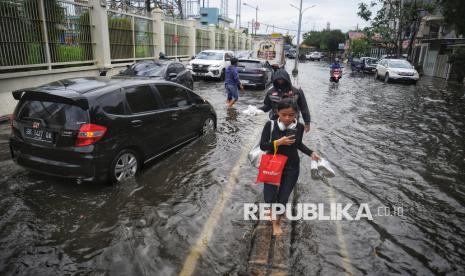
[1,61,465,275]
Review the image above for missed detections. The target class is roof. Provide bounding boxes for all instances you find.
[30,77,179,95]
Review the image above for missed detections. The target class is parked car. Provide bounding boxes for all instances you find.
[374,59,419,84]
[112,60,194,90]
[237,59,274,89]
[235,50,253,59]
[286,49,297,59]
[186,50,234,80]
[9,78,217,184]
[306,51,323,61]
[360,57,378,73]
[351,57,361,71]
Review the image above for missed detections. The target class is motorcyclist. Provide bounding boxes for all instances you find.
[259,69,311,133]
[330,58,342,78]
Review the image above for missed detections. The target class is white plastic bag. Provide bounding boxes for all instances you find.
[242,105,265,116]
[247,121,274,168]
[317,158,336,178]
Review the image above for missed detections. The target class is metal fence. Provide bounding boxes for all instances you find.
[0,1,251,74]
[108,10,155,62]
[228,30,236,51]
[164,22,189,57]
[195,28,210,54]
[215,30,225,50]
[0,0,93,71]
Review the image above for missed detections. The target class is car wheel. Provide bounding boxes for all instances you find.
[384,73,390,83]
[109,149,139,183]
[201,116,215,135]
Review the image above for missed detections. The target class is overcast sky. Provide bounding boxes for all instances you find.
[208,0,371,37]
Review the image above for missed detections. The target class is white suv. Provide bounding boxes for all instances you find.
[375,59,419,84]
[306,51,323,61]
[187,50,234,80]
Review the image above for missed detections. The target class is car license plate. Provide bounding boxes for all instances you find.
[241,80,249,84]
[24,127,53,143]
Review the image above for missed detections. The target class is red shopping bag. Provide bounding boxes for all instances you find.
[256,141,288,186]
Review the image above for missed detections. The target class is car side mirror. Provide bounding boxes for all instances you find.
[169,73,177,79]
[191,56,195,60]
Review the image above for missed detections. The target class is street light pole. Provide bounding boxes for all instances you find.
[243,2,259,35]
[290,2,316,75]
[293,0,303,75]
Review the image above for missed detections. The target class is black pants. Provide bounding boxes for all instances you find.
[264,167,300,205]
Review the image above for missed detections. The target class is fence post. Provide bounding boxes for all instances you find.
[187,18,197,57]
[241,33,246,50]
[89,0,112,69]
[235,30,239,51]
[224,28,229,51]
[38,0,52,69]
[208,24,216,49]
[152,8,165,58]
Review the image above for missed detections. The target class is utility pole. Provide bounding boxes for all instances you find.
[243,2,258,35]
[290,2,316,75]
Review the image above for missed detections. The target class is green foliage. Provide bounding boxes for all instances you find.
[350,39,371,56]
[448,48,465,65]
[357,0,437,54]
[439,0,465,36]
[283,34,294,46]
[28,43,43,64]
[57,45,85,62]
[303,31,323,48]
[136,46,151,58]
[303,30,346,53]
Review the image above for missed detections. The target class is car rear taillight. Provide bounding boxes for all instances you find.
[75,123,107,147]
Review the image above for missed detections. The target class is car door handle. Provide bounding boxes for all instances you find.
[171,113,179,120]
[131,120,143,127]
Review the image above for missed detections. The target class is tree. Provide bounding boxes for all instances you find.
[303,31,323,49]
[283,34,294,46]
[357,0,436,56]
[439,0,465,37]
[321,30,346,53]
[350,38,371,57]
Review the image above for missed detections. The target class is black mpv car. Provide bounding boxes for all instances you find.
[112,60,194,90]
[9,77,216,183]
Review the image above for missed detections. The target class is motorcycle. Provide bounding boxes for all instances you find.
[330,68,342,83]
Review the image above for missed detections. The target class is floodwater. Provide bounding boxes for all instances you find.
[0,61,464,275]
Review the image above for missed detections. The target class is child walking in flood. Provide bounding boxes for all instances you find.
[259,98,320,235]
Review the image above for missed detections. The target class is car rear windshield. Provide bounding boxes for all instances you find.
[389,61,411,68]
[366,59,377,64]
[120,62,165,77]
[238,61,262,68]
[17,100,89,130]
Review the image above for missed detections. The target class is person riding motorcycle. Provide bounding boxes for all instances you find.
[329,58,342,79]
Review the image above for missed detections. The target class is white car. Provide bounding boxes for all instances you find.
[375,59,419,84]
[306,51,323,61]
[187,50,234,80]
